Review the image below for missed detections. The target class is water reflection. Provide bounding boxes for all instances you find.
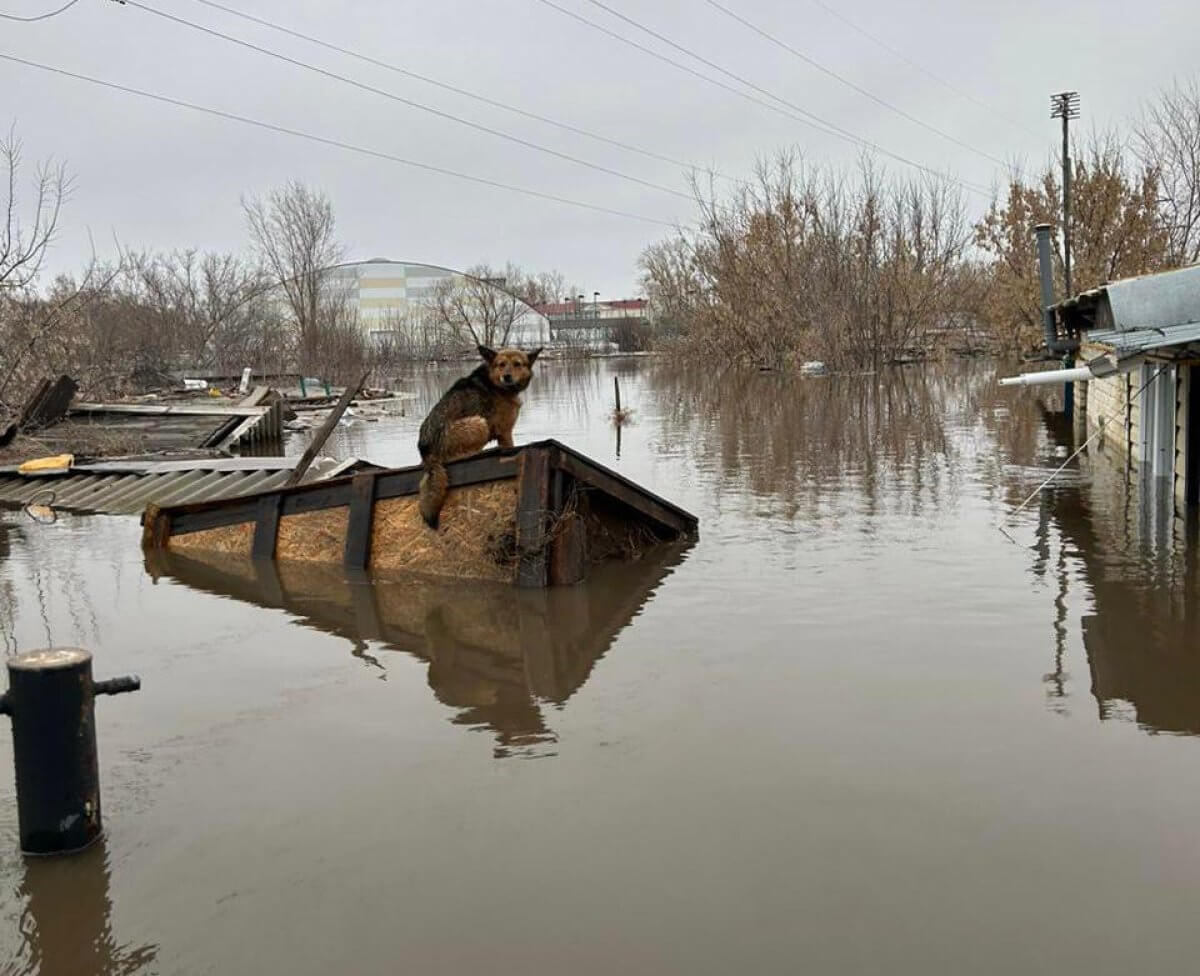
[647,361,988,518]
[3,839,158,976]
[1032,400,1200,735]
[144,547,690,757]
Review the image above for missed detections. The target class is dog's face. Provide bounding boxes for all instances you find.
[479,345,542,393]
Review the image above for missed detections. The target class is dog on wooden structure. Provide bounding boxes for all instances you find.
[418,345,542,529]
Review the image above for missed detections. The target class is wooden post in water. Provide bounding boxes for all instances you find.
[614,375,622,414]
[284,372,367,487]
[0,649,140,855]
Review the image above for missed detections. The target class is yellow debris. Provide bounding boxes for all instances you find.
[18,454,74,476]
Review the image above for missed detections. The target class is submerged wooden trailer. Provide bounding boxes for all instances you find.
[141,440,698,587]
[144,544,691,754]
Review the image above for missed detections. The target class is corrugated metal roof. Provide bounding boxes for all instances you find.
[1086,321,1200,355]
[0,456,363,516]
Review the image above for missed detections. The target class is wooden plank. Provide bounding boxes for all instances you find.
[211,412,264,450]
[200,414,245,449]
[343,472,379,569]
[21,375,77,430]
[16,378,52,427]
[283,372,367,488]
[549,511,588,586]
[71,402,272,418]
[166,498,263,535]
[515,446,552,588]
[550,440,697,528]
[139,503,172,550]
[251,493,283,560]
[552,447,697,536]
[239,386,271,408]
[374,451,519,502]
[75,457,302,475]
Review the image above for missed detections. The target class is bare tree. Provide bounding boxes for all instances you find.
[422,264,527,350]
[243,181,344,373]
[642,151,970,370]
[1136,77,1200,265]
[130,249,273,375]
[0,125,70,294]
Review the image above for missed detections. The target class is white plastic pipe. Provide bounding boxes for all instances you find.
[998,366,1095,387]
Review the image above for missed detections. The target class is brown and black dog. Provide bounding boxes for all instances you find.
[417,344,542,528]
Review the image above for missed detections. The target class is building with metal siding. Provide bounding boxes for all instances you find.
[327,260,550,347]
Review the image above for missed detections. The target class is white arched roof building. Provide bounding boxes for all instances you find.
[327,259,550,349]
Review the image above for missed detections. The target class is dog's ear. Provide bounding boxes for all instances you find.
[478,345,497,363]
[527,347,543,365]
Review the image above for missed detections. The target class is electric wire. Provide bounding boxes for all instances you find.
[0,52,684,228]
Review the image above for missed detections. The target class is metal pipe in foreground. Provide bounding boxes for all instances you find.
[999,366,1096,387]
[0,649,140,856]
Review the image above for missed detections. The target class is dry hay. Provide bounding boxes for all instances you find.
[168,520,253,556]
[276,505,350,563]
[369,480,518,583]
[583,496,666,563]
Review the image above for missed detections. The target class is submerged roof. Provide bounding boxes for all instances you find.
[1057,263,1200,337]
[0,456,365,515]
[1086,321,1200,357]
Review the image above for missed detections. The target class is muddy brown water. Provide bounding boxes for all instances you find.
[2,357,1200,975]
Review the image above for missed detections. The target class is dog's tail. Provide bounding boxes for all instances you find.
[418,458,449,529]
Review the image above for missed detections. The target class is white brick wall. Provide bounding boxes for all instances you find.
[1081,342,1139,468]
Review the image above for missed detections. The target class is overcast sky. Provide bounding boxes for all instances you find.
[3,0,1198,298]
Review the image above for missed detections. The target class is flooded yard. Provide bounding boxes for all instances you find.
[2,357,1199,974]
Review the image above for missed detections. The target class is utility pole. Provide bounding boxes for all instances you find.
[1050,91,1079,298]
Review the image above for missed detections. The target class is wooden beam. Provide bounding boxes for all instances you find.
[20,375,77,431]
[283,373,367,488]
[71,402,272,418]
[515,446,552,587]
[139,503,172,550]
[549,511,587,586]
[251,493,283,560]
[343,472,379,569]
[552,448,696,536]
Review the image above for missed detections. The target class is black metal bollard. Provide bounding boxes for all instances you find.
[0,648,140,856]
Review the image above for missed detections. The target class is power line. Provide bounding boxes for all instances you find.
[580,0,997,189]
[0,0,81,22]
[0,52,684,228]
[534,0,990,196]
[116,0,694,203]
[702,0,1008,167]
[806,0,1040,140]
[186,0,748,189]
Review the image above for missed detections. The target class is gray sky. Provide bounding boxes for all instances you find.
[3,0,1198,298]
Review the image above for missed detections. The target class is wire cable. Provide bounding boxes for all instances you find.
[807,0,1041,140]
[580,0,995,190]
[186,0,748,189]
[117,0,693,202]
[0,0,81,21]
[702,0,1008,166]
[0,52,683,228]
[534,0,991,196]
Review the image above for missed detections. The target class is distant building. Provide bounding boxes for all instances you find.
[534,297,650,350]
[325,260,549,348]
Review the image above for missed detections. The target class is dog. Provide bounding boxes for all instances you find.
[418,344,542,529]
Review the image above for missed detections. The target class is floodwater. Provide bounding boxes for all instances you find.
[2,357,1200,975]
